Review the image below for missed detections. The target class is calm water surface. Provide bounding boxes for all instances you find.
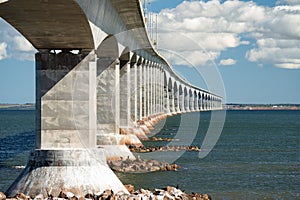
[0,110,299,199]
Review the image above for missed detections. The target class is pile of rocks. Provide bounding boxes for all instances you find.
[151,137,177,142]
[108,157,180,173]
[124,185,212,200]
[0,186,212,200]
[129,145,200,153]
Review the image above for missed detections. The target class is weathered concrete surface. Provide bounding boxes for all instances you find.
[6,149,128,197]
[36,51,97,149]
[98,145,135,161]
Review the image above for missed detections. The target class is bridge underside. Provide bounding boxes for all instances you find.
[0,0,94,51]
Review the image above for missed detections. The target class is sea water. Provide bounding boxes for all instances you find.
[0,109,299,199]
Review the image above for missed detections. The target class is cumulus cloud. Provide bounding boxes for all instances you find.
[12,35,35,52]
[156,0,300,69]
[0,18,36,61]
[0,42,8,60]
[219,58,237,66]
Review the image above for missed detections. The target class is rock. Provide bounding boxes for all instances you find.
[15,193,28,200]
[166,165,173,171]
[160,166,167,171]
[104,189,113,196]
[164,192,174,200]
[165,186,173,194]
[124,185,135,194]
[202,194,211,200]
[189,193,211,200]
[69,196,78,200]
[7,187,211,200]
[139,189,150,195]
[98,189,114,200]
[150,166,161,172]
[84,191,94,200]
[59,190,75,199]
[0,192,6,200]
[33,194,43,200]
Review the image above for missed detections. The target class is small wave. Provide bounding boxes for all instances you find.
[12,165,25,169]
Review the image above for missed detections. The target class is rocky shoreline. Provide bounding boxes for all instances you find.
[128,145,200,153]
[0,185,211,200]
[108,157,180,173]
[107,145,199,172]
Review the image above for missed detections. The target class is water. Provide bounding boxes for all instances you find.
[0,110,35,190]
[0,109,299,199]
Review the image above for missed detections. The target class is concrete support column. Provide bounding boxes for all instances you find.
[153,64,158,114]
[36,51,97,149]
[184,89,189,112]
[194,92,198,111]
[189,91,194,112]
[153,65,156,115]
[96,58,120,142]
[143,62,147,118]
[172,88,176,114]
[205,94,207,111]
[160,68,164,113]
[131,62,138,122]
[174,84,180,113]
[199,92,203,111]
[120,61,131,129]
[97,57,136,159]
[208,95,211,110]
[164,80,170,114]
[138,63,143,120]
[168,86,174,114]
[196,92,200,112]
[149,64,153,116]
[153,64,157,115]
[146,63,150,117]
[207,95,210,111]
[179,86,184,113]
[7,50,128,197]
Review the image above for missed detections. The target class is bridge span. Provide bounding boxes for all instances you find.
[0,0,222,197]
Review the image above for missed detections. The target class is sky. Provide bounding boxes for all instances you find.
[0,0,300,104]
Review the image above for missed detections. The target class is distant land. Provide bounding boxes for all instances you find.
[225,103,300,110]
[0,103,299,111]
[0,103,35,110]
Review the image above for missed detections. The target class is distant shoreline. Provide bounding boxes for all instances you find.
[0,103,35,110]
[224,103,300,111]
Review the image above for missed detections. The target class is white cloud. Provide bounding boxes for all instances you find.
[0,18,36,61]
[156,0,300,69]
[12,35,35,52]
[0,42,8,60]
[219,58,237,66]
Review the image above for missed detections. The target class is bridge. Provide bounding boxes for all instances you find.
[0,0,222,197]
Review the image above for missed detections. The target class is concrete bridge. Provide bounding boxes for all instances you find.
[0,0,222,197]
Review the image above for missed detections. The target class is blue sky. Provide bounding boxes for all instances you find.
[0,0,300,104]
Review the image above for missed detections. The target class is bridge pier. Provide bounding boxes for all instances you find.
[96,55,135,160]
[6,50,128,197]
